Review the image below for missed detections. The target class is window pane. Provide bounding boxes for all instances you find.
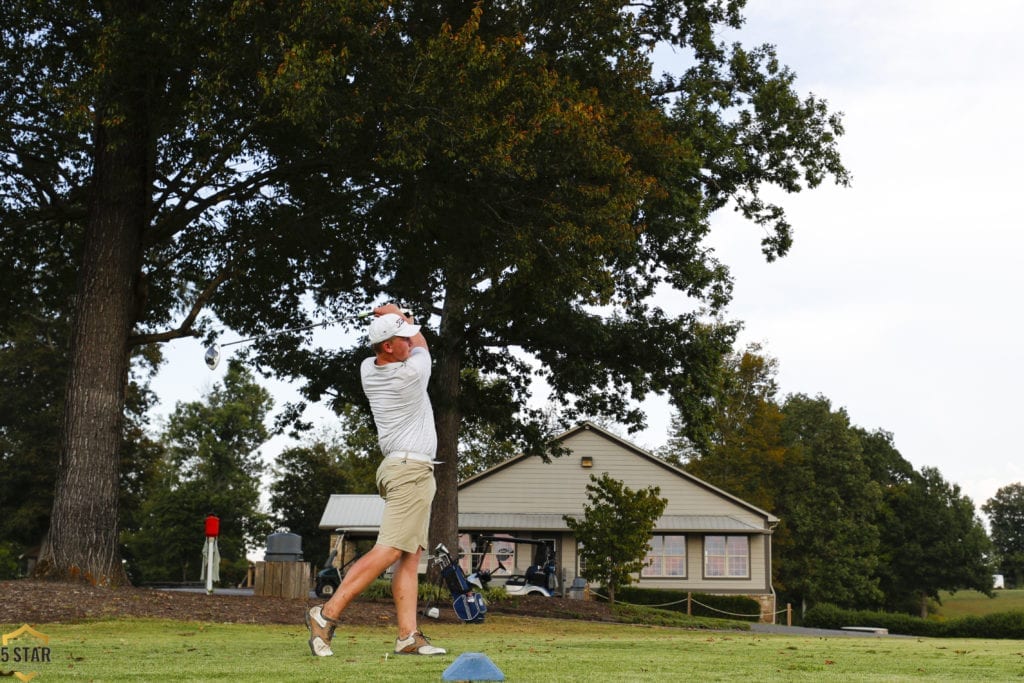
[664,536,685,553]
[664,557,685,576]
[642,534,686,578]
[704,535,749,578]
[642,555,662,577]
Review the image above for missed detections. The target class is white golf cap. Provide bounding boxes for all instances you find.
[368,313,420,345]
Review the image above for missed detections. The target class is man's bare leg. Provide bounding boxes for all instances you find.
[391,547,423,638]
[321,543,401,620]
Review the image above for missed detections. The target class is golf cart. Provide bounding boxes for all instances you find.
[314,530,369,598]
[467,535,558,597]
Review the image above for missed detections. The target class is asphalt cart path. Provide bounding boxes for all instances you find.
[750,623,911,638]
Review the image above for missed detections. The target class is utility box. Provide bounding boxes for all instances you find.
[255,532,310,598]
[265,532,303,562]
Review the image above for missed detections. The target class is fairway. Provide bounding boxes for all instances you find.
[935,589,1024,618]
[4,616,1022,682]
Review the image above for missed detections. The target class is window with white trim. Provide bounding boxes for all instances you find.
[703,535,749,578]
[575,541,588,578]
[642,534,687,578]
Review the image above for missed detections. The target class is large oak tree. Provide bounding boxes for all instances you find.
[239,1,849,556]
[2,0,847,582]
[0,0,364,583]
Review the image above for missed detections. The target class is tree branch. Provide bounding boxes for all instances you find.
[127,265,237,347]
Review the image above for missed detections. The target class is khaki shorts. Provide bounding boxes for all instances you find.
[375,458,436,553]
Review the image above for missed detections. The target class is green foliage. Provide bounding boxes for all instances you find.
[677,344,787,512]
[804,603,1024,640]
[2,0,848,580]
[0,541,22,579]
[982,483,1024,586]
[236,1,848,559]
[804,603,943,637]
[124,362,273,584]
[0,312,162,553]
[268,406,381,563]
[360,579,393,601]
[947,611,1024,639]
[667,347,995,614]
[0,0,370,581]
[564,473,667,603]
[0,307,69,549]
[773,395,884,608]
[873,459,994,613]
[415,578,509,608]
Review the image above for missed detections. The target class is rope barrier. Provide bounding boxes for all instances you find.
[587,589,789,619]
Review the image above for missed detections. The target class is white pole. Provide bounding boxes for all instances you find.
[206,537,215,594]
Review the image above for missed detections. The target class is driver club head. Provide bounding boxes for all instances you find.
[204,344,221,370]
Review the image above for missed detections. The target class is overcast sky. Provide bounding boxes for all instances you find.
[152,1,1023,519]
[638,0,1024,515]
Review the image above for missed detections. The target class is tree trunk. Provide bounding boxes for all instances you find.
[428,290,467,575]
[35,35,152,585]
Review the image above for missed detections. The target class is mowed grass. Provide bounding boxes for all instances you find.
[4,616,1024,682]
[934,588,1024,618]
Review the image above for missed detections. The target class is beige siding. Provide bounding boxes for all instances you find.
[460,428,765,528]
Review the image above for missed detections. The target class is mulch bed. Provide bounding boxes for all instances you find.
[0,579,616,627]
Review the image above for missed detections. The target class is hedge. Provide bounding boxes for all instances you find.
[597,587,762,622]
[804,603,1024,639]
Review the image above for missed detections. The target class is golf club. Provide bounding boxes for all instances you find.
[203,308,411,370]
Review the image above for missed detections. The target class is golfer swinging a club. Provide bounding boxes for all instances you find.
[305,303,446,657]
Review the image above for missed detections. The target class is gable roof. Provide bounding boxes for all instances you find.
[459,421,778,524]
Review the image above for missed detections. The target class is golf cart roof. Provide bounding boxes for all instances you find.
[475,535,550,545]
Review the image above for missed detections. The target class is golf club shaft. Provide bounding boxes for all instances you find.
[217,307,411,348]
[219,313,369,348]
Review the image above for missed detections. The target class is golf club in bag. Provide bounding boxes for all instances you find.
[430,543,486,623]
[203,308,411,370]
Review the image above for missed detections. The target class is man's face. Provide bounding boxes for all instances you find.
[383,335,414,362]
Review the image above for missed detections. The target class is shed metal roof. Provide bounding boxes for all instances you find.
[318,494,385,534]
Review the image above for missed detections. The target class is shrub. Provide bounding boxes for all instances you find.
[944,611,1024,639]
[804,604,944,637]
[415,579,507,605]
[0,542,21,579]
[803,604,1024,639]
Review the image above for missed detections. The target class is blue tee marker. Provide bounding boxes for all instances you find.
[441,652,505,681]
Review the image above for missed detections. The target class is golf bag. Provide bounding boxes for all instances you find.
[431,543,487,623]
